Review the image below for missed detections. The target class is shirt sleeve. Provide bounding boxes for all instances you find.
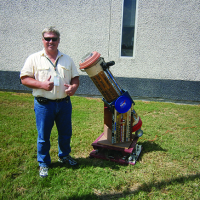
[70,57,79,78]
[20,55,35,78]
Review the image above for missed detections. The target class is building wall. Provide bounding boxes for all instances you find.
[0,0,199,102]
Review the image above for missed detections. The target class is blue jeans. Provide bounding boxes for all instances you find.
[34,97,72,167]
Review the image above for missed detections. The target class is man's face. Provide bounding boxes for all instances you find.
[42,32,60,54]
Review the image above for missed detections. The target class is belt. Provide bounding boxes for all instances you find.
[49,96,69,102]
[36,96,69,103]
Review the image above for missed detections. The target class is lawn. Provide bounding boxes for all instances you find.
[0,91,199,199]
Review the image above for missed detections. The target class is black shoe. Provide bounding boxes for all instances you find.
[58,155,78,166]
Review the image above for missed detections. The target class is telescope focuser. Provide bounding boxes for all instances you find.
[100,61,115,71]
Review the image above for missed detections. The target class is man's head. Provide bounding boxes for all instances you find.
[42,26,60,55]
[42,26,60,38]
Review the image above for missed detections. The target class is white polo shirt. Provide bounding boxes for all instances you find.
[20,49,79,99]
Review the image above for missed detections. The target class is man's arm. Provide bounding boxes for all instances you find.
[21,76,54,91]
[64,76,79,96]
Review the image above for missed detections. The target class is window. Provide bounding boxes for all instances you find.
[121,0,137,57]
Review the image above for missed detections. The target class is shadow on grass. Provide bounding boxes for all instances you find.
[50,141,166,171]
[137,140,167,161]
[50,157,123,170]
[98,173,200,200]
[57,173,200,200]
[138,140,167,153]
[58,193,99,200]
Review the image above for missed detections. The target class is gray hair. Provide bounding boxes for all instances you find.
[42,26,60,38]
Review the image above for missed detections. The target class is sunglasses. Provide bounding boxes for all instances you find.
[43,37,59,42]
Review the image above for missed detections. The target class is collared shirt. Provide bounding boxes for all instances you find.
[20,49,79,99]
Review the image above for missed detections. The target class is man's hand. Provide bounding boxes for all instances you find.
[41,76,54,91]
[64,76,79,96]
[64,84,76,96]
[21,75,54,91]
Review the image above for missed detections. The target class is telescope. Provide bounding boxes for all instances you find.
[79,51,143,165]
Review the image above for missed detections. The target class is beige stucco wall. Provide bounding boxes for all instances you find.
[0,0,199,102]
[1,0,199,81]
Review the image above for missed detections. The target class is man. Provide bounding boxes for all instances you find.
[20,27,79,178]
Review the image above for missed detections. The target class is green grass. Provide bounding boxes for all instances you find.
[0,91,199,200]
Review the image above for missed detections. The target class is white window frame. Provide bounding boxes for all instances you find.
[120,0,138,59]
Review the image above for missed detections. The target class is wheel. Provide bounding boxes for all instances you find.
[128,155,134,161]
[135,129,143,137]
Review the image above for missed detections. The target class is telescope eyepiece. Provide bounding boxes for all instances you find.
[101,61,115,70]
